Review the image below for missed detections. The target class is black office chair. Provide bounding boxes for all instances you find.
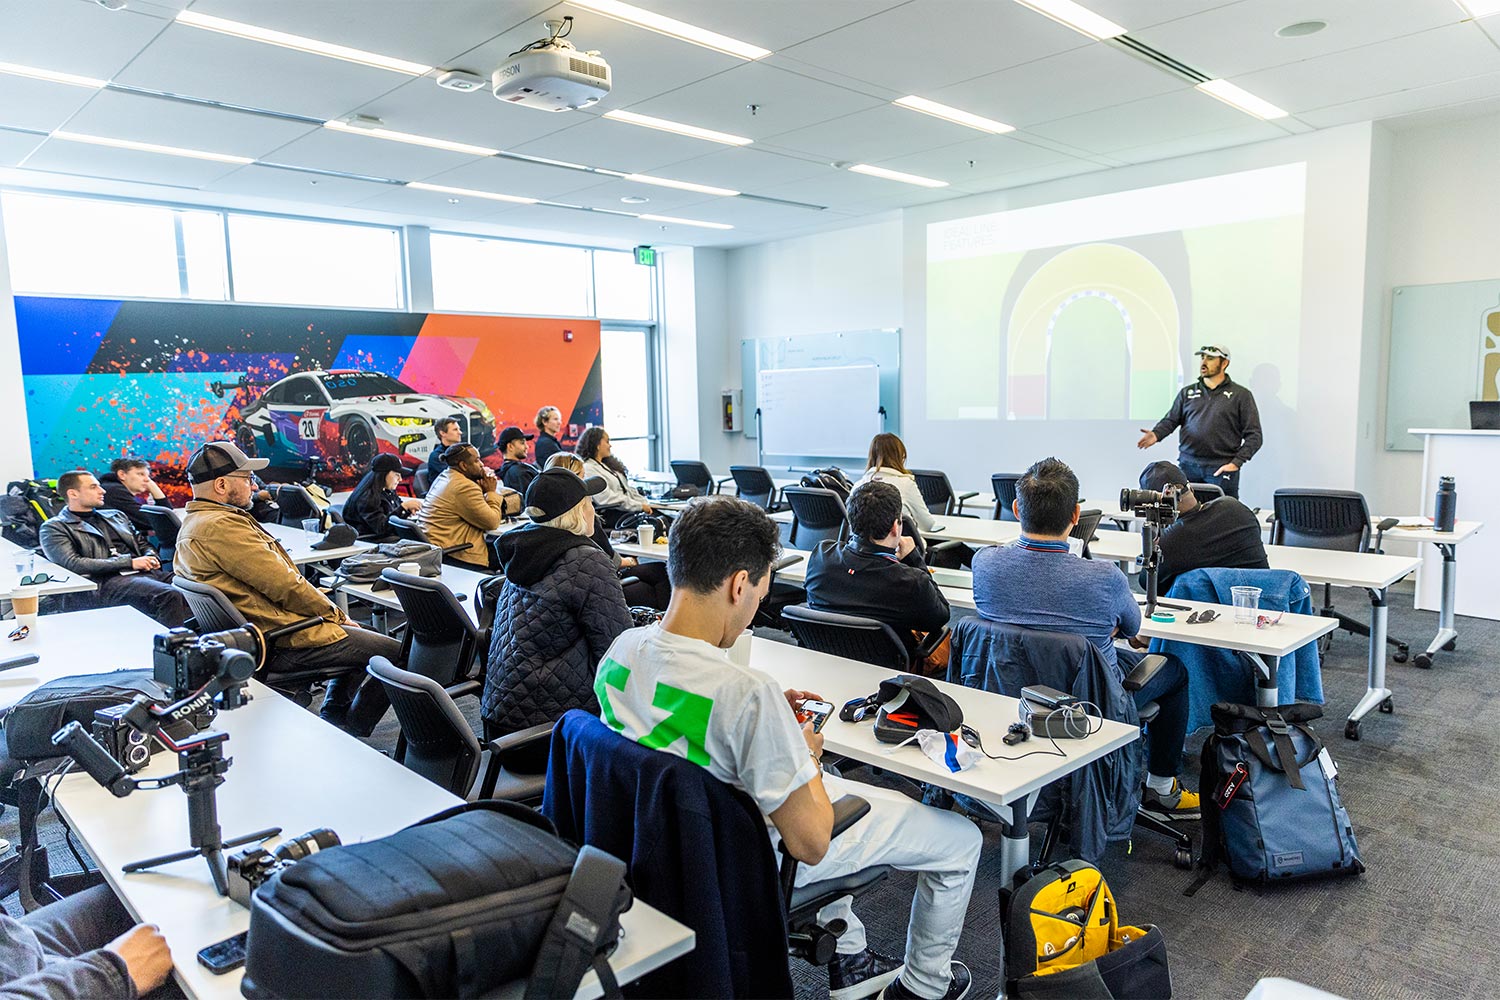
[991,473,1023,521]
[911,470,978,517]
[413,467,433,498]
[388,515,429,544]
[274,484,322,527]
[729,465,783,511]
[669,460,717,497]
[1072,509,1104,559]
[1270,489,1407,661]
[1188,482,1224,503]
[379,568,487,691]
[365,656,549,803]
[783,486,848,550]
[140,504,180,562]
[782,605,912,671]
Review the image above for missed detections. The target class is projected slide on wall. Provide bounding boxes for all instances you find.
[925,163,1306,421]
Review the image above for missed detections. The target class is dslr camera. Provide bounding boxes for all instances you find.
[1120,487,1179,527]
[226,828,341,908]
[152,626,262,724]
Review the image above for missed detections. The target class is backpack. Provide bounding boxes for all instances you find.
[1004,859,1171,999]
[332,540,444,585]
[1194,702,1364,888]
[799,467,853,502]
[242,800,632,1000]
[1,480,63,548]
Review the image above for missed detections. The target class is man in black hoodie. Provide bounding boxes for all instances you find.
[498,426,540,494]
[98,457,171,536]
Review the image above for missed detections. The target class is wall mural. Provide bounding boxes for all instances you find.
[16,296,603,498]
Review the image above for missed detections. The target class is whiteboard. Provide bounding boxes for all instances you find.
[757,365,881,458]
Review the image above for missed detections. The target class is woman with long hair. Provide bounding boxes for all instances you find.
[576,426,652,516]
[857,432,936,532]
[341,453,420,541]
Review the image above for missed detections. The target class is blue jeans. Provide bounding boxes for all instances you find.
[1177,455,1240,499]
[1118,648,1190,779]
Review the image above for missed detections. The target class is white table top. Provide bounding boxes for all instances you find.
[747,637,1138,808]
[1134,597,1338,658]
[260,521,372,564]
[1408,427,1500,437]
[339,563,495,627]
[0,538,98,601]
[0,605,163,708]
[1371,519,1482,546]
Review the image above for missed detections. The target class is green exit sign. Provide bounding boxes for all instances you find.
[634,245,657,267]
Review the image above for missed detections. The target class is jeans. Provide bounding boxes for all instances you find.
[96,569,191,629]
[1177,456,1240,499]
[10,883,183,997]
[792,773,982,998]
[1118,647,1190,779]
[266,626,400,736]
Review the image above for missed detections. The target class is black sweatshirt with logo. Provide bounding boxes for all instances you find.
[1151,375,1263,466]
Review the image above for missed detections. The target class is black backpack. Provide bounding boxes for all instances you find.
[1,479,63,548]
[243,800,632,999]
[799,467,853,502]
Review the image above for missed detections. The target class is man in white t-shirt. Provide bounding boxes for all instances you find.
[595,497,981,1000]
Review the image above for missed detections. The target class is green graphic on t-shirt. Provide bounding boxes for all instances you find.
[596,659,631,731]
[638,684,713,766]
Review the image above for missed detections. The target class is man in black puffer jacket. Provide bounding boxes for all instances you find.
[483,469,634,736]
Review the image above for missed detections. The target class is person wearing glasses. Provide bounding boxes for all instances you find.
[173,441,396,736]
[1136,345,1261,499]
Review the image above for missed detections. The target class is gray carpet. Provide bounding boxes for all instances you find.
[8,589,1496,999]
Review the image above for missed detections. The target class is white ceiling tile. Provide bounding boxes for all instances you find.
[624,61,883,140]
[261,127,490,183]
[348,183,541,222]
[0,76,98,133]
[552,178,731,213]
[1084,0,1249,31]
[63,90,318,159]
[955,158,1110,193]
[1299,70,1500,129]
[664,195,833,229]
[760,105,986,163]
[468,202,694,243]
[871,135,1078,184]
[20,136,244,188]
[202,163,402,205]
[0,128,45,167]
[0,0,168,79]
[754,167,943,210]
[419,154,606,199]
[509,115,735,172]
[1027,88,1262,154]
[346,76,576,155]
[1108,121,1293,164]
[776,0,1091,94]
[633,0,908,52]
[647,148,829,192]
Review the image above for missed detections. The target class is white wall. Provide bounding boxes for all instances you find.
[0,196,30,483]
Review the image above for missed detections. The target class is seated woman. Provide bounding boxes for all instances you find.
[342,453,420,541]
[577,426,652,525]
[547,452,671,610]
[484,468,633,737]
[858,432,937,533]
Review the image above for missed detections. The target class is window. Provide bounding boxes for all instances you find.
[227,215,403,309]
[430,234,592,316]
[600,326,656,471]
[593,250,653,321]
[283,376,326,406]
[320,371,414,399]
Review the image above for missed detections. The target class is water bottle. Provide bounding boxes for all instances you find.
[1433,476,1456,532]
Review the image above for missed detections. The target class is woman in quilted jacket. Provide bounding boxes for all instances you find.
[483,467,634,737]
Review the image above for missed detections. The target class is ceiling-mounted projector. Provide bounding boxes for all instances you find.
[493,17,611,112]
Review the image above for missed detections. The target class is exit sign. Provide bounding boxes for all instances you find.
[634,245,656,267]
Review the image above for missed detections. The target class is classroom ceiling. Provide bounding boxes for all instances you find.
[2,0,1500,249]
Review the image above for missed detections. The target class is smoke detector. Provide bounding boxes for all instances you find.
[436,69,487,93]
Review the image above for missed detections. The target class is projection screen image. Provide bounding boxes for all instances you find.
[925,163,1306,421]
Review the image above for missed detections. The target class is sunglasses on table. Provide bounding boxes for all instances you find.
[7,625,28,641]
[18,573,67,587]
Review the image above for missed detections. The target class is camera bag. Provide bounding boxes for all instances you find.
[2,670,167,762]
[332,540,443,584]
[242,799,632,999]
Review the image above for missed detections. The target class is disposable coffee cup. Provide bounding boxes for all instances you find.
[397,561,422,577]
[1231,586,1262,625]
[10,584,38,628]
[728,630,753,668]
[637,524,656,546]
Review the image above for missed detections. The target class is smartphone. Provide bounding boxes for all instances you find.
[795,699,835,733]
[197,932,248,974]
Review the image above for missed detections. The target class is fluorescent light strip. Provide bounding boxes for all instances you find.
[0,61,107,89]
[566,0,770,59]
[1454,0,1500,17]
[893,96,1015,134]
[1011,0,1126,39]
[323,120,499,157]
[175,11,432,75]
[406,182,537,205]
[50,130,253,164]
[638,213,733,230]
[1195,79,1289,120]
[624,173,739,197]
[847,163,948,189]
[603,109,752,146]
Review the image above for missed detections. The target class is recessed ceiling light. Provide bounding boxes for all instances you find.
[175,11,433,76]
[638,213,734,230]
[566,0,771,59]
[1275,20,1327,37]
[1195,79,1289,120]
[620,195,649,204]
[1454,0,1500,17]
[323,120,499,157]
[95,0,127,10]
[893,96,1015,134]
[406,181,537,205]
[0,61,107,89]
[603,109,753,146]
[847,163,949,188]
[50,130,254,164]
[1011,0,1127,40]
[623,173,739,197]
[447,198,460,204]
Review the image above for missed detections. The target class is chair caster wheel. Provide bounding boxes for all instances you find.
[1379,697,1393,714]
[1344,720,1360,741]
[1414,653,1433,670]
[1174,848,1193,870]
[1393,649,1408,663]
[1443,638,1457,651]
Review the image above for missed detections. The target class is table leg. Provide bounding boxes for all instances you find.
[1344,588,1393,741]
[1415,543,1459,670]
[1245,653,1280,708]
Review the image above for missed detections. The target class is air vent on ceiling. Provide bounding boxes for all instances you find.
[1108,35,1210,85]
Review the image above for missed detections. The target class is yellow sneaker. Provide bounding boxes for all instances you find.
[1141,779,1201,821]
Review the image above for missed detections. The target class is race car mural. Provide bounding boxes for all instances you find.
[213,369,497,470]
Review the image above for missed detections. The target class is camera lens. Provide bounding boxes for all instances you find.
[274,828,341,861]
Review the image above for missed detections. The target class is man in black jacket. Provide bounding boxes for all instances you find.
[426,417,464,486]
[1139,460,1269,595]
[1137,345,1262,498]
[38,471,190,627]
[98,457,171,535]
[497,426,540,494]
[804,481,951,661]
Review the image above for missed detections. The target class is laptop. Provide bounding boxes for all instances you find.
[1471,401,1500,430]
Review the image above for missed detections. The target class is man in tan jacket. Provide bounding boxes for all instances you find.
[173,441,396,736]
[415,444,519,569]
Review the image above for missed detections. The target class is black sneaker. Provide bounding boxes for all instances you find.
[829,948,904,1000]
[879,961,971,1000]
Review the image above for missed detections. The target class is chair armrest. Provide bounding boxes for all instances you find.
[444,678,482,700]
[485,719,556,757]
[829,795,871,839]
[442,543,474,557]
[915,626,950,661]
[260,616,325,650]
[772,553,805,571]
[1121,653,1166,692]
[1374,516,1399,553]
[619,575,641,588]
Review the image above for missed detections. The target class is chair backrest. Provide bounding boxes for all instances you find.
[729,465,776,509]
[389,515,429,544]
[1072,509,1104,559]
[782,604,910,671]
[173,576,249,631]
[991,473,1023,521]
[670,460,715,494]
[1271,489,1371,553]
[380,568,480,687]
[274,484,319,526]
[1189,482,1225,503]
[140,505,181,546]
[366,655,480,796]
[413,467,433,498]
[783,487,847,550]
[909,470,955,515]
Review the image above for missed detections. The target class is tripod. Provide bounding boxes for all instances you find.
[1138,518,1190,617]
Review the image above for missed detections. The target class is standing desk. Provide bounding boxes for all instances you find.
[1375,521,1482,669]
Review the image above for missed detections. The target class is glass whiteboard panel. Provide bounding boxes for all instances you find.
[1386,280,1500,451]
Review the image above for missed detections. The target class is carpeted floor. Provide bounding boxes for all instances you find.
[7,587,1497,999]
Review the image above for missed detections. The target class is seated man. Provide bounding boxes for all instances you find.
[1139,460,1269,596]
[0,883,172,999]
[173,441,395,735]
[498,426,541,494]
[426,417,463,486]
[39,471,190,628]
[415,444,520,569]
[972,457,1199,822]
[596,497,981,1000]
[804,481,951,668]
[98,456,172,536]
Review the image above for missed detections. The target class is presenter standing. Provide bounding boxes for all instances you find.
[1136,345,1261,498]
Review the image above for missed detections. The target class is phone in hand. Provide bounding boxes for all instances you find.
[795,699,835,733]
[197,931,248,974]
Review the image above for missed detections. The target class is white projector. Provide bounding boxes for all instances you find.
[492,44,611,112]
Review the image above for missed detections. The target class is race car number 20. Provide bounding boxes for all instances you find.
[298,416,320,441]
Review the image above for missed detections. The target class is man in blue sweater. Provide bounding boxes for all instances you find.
[971,458,1199,821]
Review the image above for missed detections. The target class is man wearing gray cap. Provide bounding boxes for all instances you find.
[1136,345,1262,499]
